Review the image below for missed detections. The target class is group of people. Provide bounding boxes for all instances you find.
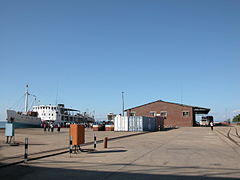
[43,122,61,133]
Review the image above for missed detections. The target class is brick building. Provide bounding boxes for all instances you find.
[125,100,210,127]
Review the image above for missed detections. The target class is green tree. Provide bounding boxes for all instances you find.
[232,114,240,122]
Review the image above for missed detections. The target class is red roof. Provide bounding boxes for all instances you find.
[125,100,210,114]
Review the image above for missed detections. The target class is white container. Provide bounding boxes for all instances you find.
[129,116,156,131]
[129,116,142,131]
[114,115,128,131]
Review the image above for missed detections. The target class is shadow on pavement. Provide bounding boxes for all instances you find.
[79,149,127,154]
[161,127,178,131]
[89,149,127,154]
[0,163,239,180]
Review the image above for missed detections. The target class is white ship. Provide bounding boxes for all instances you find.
[7,85,95,127]
[6,85,42,128]
[32,104,95,126]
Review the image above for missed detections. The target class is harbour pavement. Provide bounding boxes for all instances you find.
[0,126,240,180]
[0,128,142,163]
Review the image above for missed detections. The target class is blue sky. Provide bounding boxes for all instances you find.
[0,0,239,121]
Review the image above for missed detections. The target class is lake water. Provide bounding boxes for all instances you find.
[0,121,6,128]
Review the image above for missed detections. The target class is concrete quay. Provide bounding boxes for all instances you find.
[0,126,240,180]
[0,128,142,164]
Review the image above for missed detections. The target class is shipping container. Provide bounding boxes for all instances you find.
[114,115,128,131]
[129,116,141,131]
[129,116,156,131]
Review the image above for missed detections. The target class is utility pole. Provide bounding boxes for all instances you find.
[122,91,124,116]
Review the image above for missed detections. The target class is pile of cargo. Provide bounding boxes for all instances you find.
[105,124,114,131]
[114,115,164,132]
[92,124,105,131]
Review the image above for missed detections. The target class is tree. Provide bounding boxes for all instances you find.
[232,114,240,122]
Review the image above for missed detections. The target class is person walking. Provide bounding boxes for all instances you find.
[48,123,51,132]
[57,123,61,132]
[50,123,54,132]
[43,123,47,132]
[210,121,214,131]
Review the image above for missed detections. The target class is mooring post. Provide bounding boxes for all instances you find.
[94,134,96,149]
[24,137,28,163]
[69,136,72,157]
[104,137,108,148]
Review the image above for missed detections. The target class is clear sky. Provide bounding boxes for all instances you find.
[0,0,239,121]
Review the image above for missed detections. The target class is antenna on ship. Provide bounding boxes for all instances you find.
[24,85,30,112]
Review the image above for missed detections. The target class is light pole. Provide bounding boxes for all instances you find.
[122,91,124,116]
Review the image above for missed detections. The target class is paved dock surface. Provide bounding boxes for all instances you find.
[0,128,141,163]
[1,126,240,179]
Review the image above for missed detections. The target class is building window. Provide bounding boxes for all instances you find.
[160,111,167,117]
[182,111,189,117]
[129,111,136,116]
[150,111,156,117]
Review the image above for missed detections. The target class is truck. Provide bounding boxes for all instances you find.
[200,116,213,126]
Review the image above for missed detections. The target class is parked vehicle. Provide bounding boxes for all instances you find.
[200,116,213,126]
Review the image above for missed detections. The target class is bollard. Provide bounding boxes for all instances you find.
[69,136,72,157]
[24,137,28,163]
[104,137,108,148]
[94,134,96,149]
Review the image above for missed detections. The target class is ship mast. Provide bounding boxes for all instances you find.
[24,85,29,112]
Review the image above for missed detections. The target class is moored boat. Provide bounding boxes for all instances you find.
[32,104,95,126]
[6,85,41,128]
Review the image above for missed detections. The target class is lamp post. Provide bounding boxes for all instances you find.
[122,91,124,116]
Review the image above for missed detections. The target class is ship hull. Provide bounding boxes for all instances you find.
[6,110,41,128]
